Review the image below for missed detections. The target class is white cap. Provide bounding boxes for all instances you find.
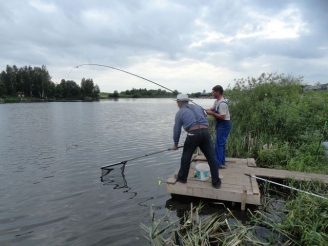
[176,93,192,102]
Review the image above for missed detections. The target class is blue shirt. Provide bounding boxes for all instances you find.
[173,104,209,145]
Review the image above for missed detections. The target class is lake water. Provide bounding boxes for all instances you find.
[0,98,215,246]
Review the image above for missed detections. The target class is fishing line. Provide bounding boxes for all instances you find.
[100,146,184,170]
[68,63,204,108]
[245,174,327,200]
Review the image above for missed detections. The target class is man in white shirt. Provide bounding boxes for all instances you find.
[205,85,231,168]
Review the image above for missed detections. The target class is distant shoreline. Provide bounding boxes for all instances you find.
[0,97,214,104]
[0,99,96,104]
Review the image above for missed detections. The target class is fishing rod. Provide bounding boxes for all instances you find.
[69,63,176,93]
[245,174,327,200]
[100,146,184,170]
[68,63,204,108]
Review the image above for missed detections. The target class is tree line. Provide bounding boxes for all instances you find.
[0,65,100,100]
[109,88,179,98]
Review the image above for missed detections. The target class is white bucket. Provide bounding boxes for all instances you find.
[195,163,210,181]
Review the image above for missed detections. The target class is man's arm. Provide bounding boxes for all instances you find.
[205,109,226,120]
[173,112,182,149]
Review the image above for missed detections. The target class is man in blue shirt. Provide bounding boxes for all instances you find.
[172,94,221,189]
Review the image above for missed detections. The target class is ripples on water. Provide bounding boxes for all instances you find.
[0,99,214,246]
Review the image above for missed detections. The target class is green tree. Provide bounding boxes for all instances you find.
[55,83,64,98]
[65,80,81,98]
[0,78,6,96]
[2,65,15,95]
[113,90,119,98]
[81,78,94,98]
[32,65,51,98]
[93,84,100,99]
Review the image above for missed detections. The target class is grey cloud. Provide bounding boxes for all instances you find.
[0,0,327,87]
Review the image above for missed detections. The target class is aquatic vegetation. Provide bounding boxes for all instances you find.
[142,202,298,245]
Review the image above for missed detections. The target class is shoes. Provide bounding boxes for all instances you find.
[212,183,221,189]
[174,174,187,184]
[218,166,225,169]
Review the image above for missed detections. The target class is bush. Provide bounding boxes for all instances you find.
[212,73,328,173]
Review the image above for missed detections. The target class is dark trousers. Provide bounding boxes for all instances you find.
[177,129,221,186]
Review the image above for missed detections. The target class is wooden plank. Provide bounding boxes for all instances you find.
[187,180,252,191]
[173,182,253,195]
[166,168,179,184]
[241,187,247,211]
[167,174,253,190]
[192,155,207,161]
[250,174,260,195]
[226,158,248,164]
[167,183,261,205]
[252,168,328,184]
[247,158,257,167]
[191,155,248,163]
[191,154,198,162]
[169,168,253,187]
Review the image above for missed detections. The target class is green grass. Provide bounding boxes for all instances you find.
[218,73,328,174]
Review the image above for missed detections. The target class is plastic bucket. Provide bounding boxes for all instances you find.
[195,163,210,181]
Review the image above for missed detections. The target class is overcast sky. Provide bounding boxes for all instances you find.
[0,0,327,93]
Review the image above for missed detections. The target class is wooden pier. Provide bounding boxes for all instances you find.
[166,155,328,209]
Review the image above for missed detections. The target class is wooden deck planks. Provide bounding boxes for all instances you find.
[166,155,328,207]
[166,156,261,205]
[167,181,260,205]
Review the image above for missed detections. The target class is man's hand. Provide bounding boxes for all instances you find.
[205,109,214,116]
[172,145,178,150]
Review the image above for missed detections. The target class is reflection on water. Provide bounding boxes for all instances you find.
[101,166,137,199]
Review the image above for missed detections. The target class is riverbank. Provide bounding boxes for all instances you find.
[0,97,98,103]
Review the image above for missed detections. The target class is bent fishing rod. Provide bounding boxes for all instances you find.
[245,174,327,200]
[101,146,183,170]
[68,63,203,108]
[69,63,176,93]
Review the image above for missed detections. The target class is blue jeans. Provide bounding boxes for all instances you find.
[215,120,231,166]
[177,129,221,186]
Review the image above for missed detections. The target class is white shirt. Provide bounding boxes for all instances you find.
[211,98,230,120]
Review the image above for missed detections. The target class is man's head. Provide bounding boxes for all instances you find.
[212,85,223,99]
[176,93,191,108]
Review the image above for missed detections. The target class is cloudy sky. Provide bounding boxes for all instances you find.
[0,0,327,93]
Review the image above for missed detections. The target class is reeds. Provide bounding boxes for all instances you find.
[142,202,300,245]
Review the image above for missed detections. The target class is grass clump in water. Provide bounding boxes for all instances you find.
[142,202,298,245]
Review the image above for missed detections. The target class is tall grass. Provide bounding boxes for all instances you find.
[211,73,328,173]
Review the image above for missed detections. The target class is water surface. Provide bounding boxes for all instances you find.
[0,98,214,246]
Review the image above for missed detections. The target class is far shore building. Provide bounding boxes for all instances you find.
[17,91,25,98]
[200,90,212,98]
[303,84,328,91]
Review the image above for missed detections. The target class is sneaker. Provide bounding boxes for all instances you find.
[174,174,187,184]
